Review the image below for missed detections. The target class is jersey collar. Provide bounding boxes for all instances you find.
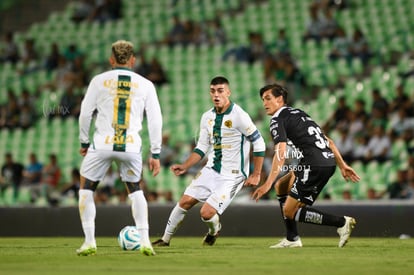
[272,106,287,118]
[213,102,234,115]
[113,67,132,71]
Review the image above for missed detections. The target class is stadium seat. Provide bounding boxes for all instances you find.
[2,0,412,204]
[0,129,9,150]
[327,170,347,200]
[17,186,32,205]
[351,58,363,75]
[1,187,16,206]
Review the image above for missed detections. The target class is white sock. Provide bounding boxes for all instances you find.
[162,203,187,243]
[128,190,151,246]
[78,189,96,245]
[202,213,220,235]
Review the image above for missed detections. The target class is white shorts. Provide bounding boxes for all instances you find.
[80,148,142,183]
[184,167,245,215]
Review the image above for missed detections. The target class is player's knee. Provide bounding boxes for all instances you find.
[200,205,216,220]
[178,195,197,210]
[283,207,296,220]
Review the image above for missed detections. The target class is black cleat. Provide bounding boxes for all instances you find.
[152,239,170,247]
[202,223,221,246]
[202,233,219,246]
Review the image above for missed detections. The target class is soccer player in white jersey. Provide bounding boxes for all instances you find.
[76,40,162,256]
[152,76,266,247]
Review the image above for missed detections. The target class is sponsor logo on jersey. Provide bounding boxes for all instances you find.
[291,183,298,195]
[322,152,335,159]
[213,144,231,149]
[245,125,254,134]
[104,79,138,89]
[304,195,314,203]
[105,134,134,144]
[213,133,221,145]
[270,122,278,130]
[300,116,313,122]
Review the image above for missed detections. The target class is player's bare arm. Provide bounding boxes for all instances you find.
[244,173,261,187]
[326,136,360,183]
[149,157,160,177]
[252,142,286,201]
[79,147,88,156]
[244,155,264,187]
[170,151,202,176]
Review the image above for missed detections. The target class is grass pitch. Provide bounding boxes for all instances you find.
[0,237,413,275]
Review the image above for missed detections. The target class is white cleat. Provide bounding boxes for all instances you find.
[270,238,303,248]
[337,216,356,248]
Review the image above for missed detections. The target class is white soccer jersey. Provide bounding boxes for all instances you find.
[79,68,162,155]
[194,102,265,177]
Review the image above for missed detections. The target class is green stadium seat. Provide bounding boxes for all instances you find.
[327,170,347,200]
[397,54,412,74]
[1,187,17,206]
[0,128,9,149]
[3,0,412,204]
[17,186,32,205]
[351,58,363,75]
[324,63,339,86]
[142,166,158,192]
[354,181,369,200]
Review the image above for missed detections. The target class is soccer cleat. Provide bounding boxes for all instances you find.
[76,243,97,256]
[140,245,156,256]
[202,223,221,246]
[269,238,303,248]
[337,216,356,248]
[152,239,170,247]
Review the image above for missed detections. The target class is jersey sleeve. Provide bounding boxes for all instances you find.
[237,108,266,156]
[79,76,99,145]
[194,112,210,158]
[145,83,163,157]
[270,116,287,144]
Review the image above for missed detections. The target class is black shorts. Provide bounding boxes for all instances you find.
[289,166,336,205]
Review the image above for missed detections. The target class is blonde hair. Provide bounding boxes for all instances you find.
[111,40,134,64]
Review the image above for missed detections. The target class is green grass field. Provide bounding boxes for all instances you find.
[0,237,413,275]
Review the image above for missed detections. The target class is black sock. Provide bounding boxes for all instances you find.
[296,207,345,227]
[278,194,299,241]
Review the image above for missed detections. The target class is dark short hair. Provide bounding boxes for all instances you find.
[210,76,229,86]
[259,83,288,103]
